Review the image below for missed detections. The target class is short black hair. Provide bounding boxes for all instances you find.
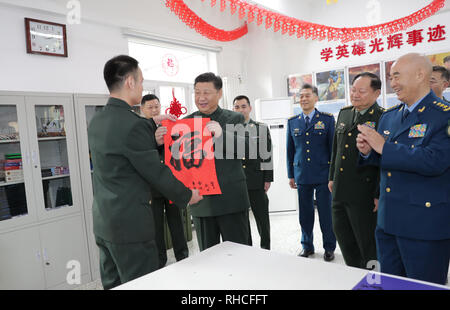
[352,72,382,91]
[443,56,450,63]
[300,84,318,97]
[103,55,139,92]
[141,94,160,105]
[432,66,450,82]
[233,95,250,106]
[194,72,223,90]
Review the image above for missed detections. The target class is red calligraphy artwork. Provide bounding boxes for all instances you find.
[162,118,221,196]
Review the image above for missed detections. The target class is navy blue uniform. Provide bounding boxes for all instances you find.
[287,109,336,253]
[362,92,450,285]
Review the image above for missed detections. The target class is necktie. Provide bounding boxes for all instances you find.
[354,112,361,125]
[402,107,410,122]
[305,116,310,127]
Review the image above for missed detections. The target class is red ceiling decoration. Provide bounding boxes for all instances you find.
[166,0,445,43]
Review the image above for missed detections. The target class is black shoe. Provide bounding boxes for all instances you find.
[298,249,315,257]
[324,251,335,262]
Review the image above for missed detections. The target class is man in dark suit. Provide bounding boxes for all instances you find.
[430,66,449,103]
[287,84,336,261]
[357,53,450,285]
[156,72,251,251]
[88,55,202,289]
[141,94,189,268]
[233,95,273,250]
[329,72,384,269]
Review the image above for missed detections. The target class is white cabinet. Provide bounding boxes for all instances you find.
[0,226,45,290]
[0,92,90,289]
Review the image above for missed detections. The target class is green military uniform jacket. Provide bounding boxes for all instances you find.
[329,102,384,203]
[242,119,273,190]
[184,106,251,217]
[88,98,191,244]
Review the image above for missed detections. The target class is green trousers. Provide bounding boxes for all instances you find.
[247,189,271,250]
[95,236,159,290]
[193,210,250,251]
[332,200,378,269]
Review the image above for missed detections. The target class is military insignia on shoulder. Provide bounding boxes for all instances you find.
[384,104,402,113]
[432,100,450,112]
[288,115,299,120]
[320,111,334,117]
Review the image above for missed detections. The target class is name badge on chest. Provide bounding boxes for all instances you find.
[408,124,427,138]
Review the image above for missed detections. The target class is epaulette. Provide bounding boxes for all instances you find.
[340,105,353,110]
[383,104,402,113]
[319,111,334,117]
[431,100,450,112]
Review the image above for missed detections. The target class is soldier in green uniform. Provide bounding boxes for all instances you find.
[156,72,251,251]
[88,55,202,289]
[233,95,273,250]
[328,72,384,269]
[141,94,189,268]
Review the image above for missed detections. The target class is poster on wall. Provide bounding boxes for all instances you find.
[315,69,346,102]
[384,60,396,95]
[316,100,346,120]
[348,63,381,85]
[427,51,450,70]
[287,74,313,104]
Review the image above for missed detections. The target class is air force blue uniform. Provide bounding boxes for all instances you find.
[361,92,450,285]
[287,109,336,253]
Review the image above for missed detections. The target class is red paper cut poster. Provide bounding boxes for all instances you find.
[162,118,221,195]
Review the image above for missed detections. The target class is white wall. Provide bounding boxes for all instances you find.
[0,0,248,94]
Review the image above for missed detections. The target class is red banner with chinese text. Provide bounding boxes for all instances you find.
[162,118,221,196]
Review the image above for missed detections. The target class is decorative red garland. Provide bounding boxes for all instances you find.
[165,0,248,41]
[166,0,445,43]
[166,88,187,118]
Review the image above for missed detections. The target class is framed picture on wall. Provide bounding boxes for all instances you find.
[348,63,381,85]
[315,69,346,102]
[287,73,313,104]
[427,51,450,69]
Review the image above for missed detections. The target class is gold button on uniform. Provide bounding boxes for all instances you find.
[340,168,344,172]
[149,200,152,205]
[306,141,310,144]
[425,202,431,208]
[345,144,349,148]
[307,158,311,162]
[411,145,415,148]
[307,150,310,153]
[243,165,246,169]
[342,156,346,160]
[348,133,352,137]
[306,133,309,136]
[387,172,392,177]
[386,187,391,193]
[394,141,398,144]
[160,160,164,163]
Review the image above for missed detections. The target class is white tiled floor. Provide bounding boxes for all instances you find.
[79,209,449,290]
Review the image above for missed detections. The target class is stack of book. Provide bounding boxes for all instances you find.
[3,153,23,183]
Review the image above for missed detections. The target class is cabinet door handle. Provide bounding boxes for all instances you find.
[31,151,38,168]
